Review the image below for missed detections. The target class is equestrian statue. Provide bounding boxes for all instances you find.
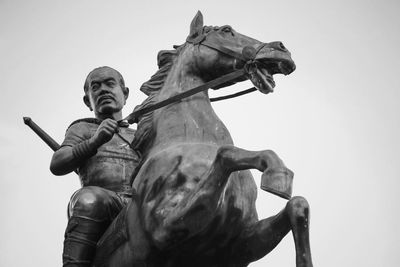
[25,11,313,267]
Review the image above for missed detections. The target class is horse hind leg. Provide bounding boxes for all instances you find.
[287,196,313,267]
[230,196,313,267]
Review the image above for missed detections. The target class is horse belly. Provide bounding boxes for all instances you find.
[133,144,219,244]
[133,143,257,253]
[134,143,217,190]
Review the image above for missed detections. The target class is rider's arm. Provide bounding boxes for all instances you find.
[50,141,96,175]
[50,119,118,175]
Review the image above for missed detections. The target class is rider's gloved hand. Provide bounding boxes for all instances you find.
[91,119,119,147]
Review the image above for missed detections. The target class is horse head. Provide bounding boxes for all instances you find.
[134,11,297,155]
[185,11,296,94]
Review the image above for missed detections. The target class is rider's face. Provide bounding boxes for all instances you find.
[85,68,128,116]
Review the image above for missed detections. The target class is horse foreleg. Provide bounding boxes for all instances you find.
[151,145,275,247]
[230,196,313,267]
[149,145,292,250]
[216,145,294,198]
[216,145,286,172]
[171,145,290,227]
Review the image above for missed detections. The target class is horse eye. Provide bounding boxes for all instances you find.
[222,26,232,33]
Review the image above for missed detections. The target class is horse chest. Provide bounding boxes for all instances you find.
[153,102,233,145]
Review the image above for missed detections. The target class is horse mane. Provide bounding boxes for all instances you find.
[131,48,180,153]
[132,26,233,153]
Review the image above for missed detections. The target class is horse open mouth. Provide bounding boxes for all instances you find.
[251,67,276,94]
[251,60,295,94]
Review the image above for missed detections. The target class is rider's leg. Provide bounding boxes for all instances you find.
[63,186,125,267]
[230,196,312,267]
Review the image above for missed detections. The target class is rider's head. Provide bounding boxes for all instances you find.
[83,66,129,120]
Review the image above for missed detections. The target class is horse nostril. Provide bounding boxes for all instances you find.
[268,41,287,52]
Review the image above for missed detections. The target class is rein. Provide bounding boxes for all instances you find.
[210,87,257,102]
[123,37,266,124]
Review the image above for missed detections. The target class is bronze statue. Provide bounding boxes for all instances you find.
[90,12,313,267]
[50,66,141,266]
[22,11,313,267]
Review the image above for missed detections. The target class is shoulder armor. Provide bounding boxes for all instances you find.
[67,118,101,131]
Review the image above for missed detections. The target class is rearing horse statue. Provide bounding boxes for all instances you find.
[93,12,312,267]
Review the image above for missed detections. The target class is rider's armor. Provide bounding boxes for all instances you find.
[61,119,140,266]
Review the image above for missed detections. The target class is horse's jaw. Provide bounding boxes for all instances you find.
[251,44,296,94]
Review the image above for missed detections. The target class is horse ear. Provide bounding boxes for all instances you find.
[187,11,204,42]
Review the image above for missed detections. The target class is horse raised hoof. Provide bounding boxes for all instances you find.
[261,167,294,199]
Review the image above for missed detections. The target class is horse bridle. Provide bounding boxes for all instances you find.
[123,31,267,124]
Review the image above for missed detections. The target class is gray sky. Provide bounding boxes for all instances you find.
[1,0,399,266]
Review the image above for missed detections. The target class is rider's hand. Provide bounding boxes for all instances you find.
[91,119,118,147]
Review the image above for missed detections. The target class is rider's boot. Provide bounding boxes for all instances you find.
[62,216,108,267]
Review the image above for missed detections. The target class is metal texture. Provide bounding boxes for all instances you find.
[92,11,312,267]
[23,117,60,151]
[123,69,246,124]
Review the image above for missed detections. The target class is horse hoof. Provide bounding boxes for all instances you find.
[261,167,294,200]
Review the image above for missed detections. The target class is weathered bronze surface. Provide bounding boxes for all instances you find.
[49,67,142,266]
[22,11,313,267]
[23,117,61,151]
[90,12,313,267]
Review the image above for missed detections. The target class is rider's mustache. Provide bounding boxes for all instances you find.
[97,92,116,104]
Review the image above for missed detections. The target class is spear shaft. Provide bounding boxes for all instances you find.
[23,117,60,151]
[23,116,78,174]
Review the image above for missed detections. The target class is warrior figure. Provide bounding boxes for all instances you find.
[50,66,141,266]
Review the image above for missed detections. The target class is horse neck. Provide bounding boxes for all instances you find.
[150,50,233,153]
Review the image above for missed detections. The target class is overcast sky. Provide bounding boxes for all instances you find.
[1,0,399,266]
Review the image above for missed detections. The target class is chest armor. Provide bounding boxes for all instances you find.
[78,125,140,193]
